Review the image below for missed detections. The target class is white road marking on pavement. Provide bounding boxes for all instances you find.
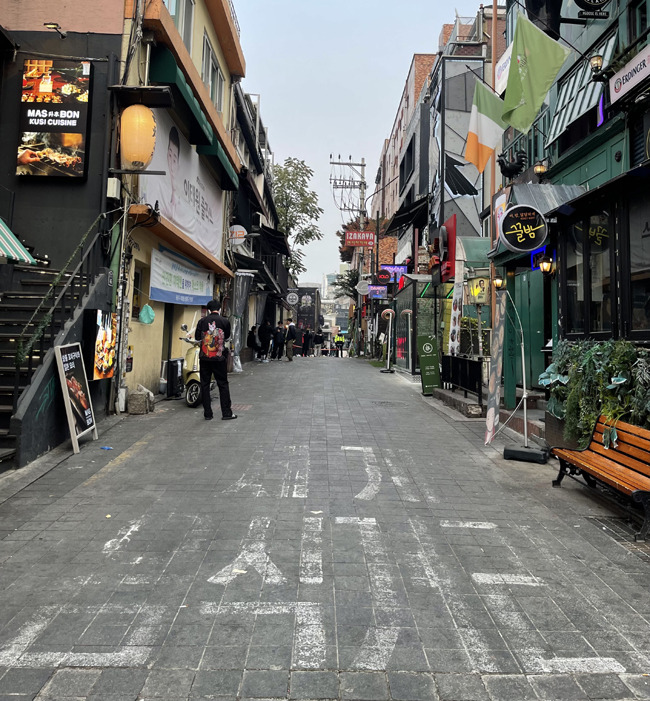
[471,573,543,586]
[527,655,626,674]
[383,449,419,502]
[223,448,269,497]
[440,520,497,529]
[102,520,143,553]
[300,517,323,584]
[200,602,326,669]
[352,627,400,670]
[342,447,382,500]
[208,517,286,585]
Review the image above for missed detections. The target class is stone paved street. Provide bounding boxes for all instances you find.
[1,357,650,700]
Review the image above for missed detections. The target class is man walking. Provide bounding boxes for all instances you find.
[313,328,324,357]
[195,298,237,421]
[285,319,297,361]
[258,320,273,363]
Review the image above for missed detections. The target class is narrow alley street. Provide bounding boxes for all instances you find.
[0,357,649,701]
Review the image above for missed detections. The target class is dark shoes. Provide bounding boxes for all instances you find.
[204,414,213,420]
[222,414,238,421]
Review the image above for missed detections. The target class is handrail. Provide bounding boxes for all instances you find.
[13,211,117,411]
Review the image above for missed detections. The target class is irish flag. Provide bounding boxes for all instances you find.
[464,81,507,173]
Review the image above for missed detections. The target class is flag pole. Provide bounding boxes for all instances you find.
[490,0,498,328]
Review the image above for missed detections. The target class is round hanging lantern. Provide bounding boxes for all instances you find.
[120,104,157,170]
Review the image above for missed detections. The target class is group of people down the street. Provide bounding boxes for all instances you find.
[247,320,346,361]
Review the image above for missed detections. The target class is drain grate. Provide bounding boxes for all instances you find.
[363,400,408,408]
[586,516,650,561]
[231,404,252,411]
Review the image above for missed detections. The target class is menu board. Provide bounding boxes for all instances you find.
[16,58,92,178]
[93,311,117,380]
[55,343,98,454]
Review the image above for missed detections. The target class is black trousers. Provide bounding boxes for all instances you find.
[271,342,284,359]
[200,357,232,418]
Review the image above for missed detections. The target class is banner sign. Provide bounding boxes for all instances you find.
[368,285,388,299]
[344,230,376,247]
[150,249,214,305]
[380,264,408,282]
[93,311,117,380]
[500,205,548,253]
[610,45,650,104]
[417,335,441,395]
[468,277,489,304]
[139,109,224,259]
[448,265,464,356]
[485,291,507,445]
[495,44,512,95]
[55,343,97,454]
[17,58,92,178]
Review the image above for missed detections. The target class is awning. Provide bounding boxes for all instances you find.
[261,226,291,256]
[456,236,491,266]
[0,219,36,265]
[232,251,281,293]
[546,33,617,147]
[385,197,428,236]
[510,183,586,215]
[149,46,213,146]
[197,135,239,190]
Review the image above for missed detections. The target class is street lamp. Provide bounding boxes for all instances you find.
[493,271,505,289]
[44,22,67,38]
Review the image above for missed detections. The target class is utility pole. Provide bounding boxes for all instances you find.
[329,156,367,355]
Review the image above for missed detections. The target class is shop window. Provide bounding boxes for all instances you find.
[588,213,612,333]
[202,34,224,113]
[565,223,585,333]
[628,0,648,45]
[628,193,650,331]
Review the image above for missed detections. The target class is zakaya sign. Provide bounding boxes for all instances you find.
[344,230,376,247]
[17,58,92,177]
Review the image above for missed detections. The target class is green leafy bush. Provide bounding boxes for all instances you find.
[539,339,650,448]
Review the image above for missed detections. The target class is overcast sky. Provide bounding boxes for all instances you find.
[236,0,486,285]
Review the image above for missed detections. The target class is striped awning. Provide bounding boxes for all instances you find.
[0,218,36,265]
[546,33,617,147]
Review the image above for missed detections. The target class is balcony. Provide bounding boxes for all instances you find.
[262,253,289,294]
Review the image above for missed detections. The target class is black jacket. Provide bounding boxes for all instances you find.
[195,312,230,360]
[258,323,273,344]
[286,323,297,341]
[273,327,286,344]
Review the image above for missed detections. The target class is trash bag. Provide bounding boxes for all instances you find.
[232,354,242,373]
[139,304,155,324]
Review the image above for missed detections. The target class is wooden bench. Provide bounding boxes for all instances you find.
[551,416,650,541]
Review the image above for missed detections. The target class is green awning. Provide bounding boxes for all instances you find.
[197,136,239,191]
[149,46,213,146]
[0,218,36,265]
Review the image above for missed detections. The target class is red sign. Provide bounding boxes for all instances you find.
[345,230,376,247]
[440,214,457,283]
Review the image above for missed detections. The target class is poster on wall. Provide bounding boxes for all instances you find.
[149,249,215,305]
[485,291,508,445]
[16,58,92,177]
[54,343,98,454]
[448,264,464,356]
[93,311,117,380]
[139,109,224,259]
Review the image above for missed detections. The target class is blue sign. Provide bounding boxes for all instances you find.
[380,264,408,282]
[368,285,388,299]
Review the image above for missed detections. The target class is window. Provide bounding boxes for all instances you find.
[629,0,648,45]
[202,35,224,112]
[165,0,194,51]
[628,193,650,330]
[565,223,585,334]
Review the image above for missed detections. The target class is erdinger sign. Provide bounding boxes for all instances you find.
[610,45,650,105]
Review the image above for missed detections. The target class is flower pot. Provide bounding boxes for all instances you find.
[544,411,581,450]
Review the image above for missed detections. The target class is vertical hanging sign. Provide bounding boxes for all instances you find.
[55,343,98,454]
[485,291,508,445]
[417,335,441,395]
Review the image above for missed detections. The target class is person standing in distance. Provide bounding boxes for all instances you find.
[195,298,237,420]
[285,319,297,361]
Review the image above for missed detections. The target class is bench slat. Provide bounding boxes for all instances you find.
[588,440,650,478]
[592,426,650,472]
[553,449,650,495]
[595,419,650,443]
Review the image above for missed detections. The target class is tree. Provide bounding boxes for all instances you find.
[273,157,324,277]
[332,269,359,301]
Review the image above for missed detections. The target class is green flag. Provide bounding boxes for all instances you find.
[502,13,571,134]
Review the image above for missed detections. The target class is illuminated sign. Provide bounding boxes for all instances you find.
[499,205,548,253]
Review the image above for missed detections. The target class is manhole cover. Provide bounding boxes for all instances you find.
[586,516,650,562]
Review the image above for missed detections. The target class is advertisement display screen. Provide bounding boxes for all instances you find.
[380,265,408,283]
[368,285,388,299]
[17,58,92,178]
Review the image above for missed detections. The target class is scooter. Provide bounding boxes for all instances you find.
[179,323,213,407]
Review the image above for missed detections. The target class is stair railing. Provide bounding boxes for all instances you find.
[13,211,118,411]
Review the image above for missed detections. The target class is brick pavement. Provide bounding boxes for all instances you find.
[0,356,649,700]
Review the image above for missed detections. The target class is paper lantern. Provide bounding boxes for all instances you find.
[120,105,157,170]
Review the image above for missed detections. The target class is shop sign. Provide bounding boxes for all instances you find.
[368,285,388,299]
[139,109,224,259]
[575,0,611,17]
[380,264,408,283]
[229,225,247,247]
[417,334,441,395]
[500,205,548,253]
[17,58,92,178]
[356,280,370,295]
[92,311,117,380]
[54,343,98,454]
[345,230,376,247]
[609,45,650,104]
[495,44,512,95]
[468,277,489,304]
[149,249,214,305]
[287,291,299,305]
[375,270,392,285]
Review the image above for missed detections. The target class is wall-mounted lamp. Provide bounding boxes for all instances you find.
[589,54,610,83]
[44,22,67,39]
[533,159,549,176]
[119,104,157,171]
[493,272,505,289]
[539,254,555,277]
